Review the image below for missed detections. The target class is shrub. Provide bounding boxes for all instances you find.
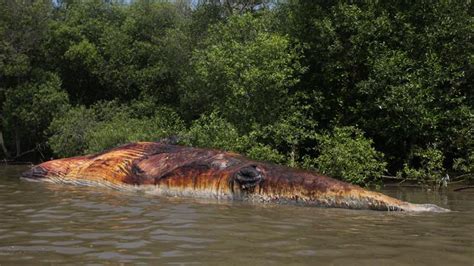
[313,126,387,185]
[453,152,474,178]
[85,107,185,153]
[396,147,446,185]
[48,106,97,157]
[182,112,245,152]
[245,143,286,164]
[48,101,185,156]
[183,112,287,164]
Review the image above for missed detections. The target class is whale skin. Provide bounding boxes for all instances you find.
[21,142,449,212]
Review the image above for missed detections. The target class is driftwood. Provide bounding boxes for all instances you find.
[453,186,474,192]
[451,173,474,181]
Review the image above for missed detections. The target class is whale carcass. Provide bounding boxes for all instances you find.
[21,142,449,212]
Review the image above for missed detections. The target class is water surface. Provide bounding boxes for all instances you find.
[0,166,472,265]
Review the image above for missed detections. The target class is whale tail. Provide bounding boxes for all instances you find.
[253,164,451,212]
[340,188,450,212]
[343,188,451,212]
[401,203,450,212]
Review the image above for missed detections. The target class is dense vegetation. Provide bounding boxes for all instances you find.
[0,0,472,186]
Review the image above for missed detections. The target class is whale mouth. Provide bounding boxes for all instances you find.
[21,166,48,179]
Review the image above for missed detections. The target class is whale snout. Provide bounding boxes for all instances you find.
[21,166,48,179]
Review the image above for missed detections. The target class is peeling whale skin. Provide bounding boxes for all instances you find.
[21,142,449,212]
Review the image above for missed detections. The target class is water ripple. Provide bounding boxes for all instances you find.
[0,166,472,264]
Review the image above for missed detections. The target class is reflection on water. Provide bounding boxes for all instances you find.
[0,166,473,265]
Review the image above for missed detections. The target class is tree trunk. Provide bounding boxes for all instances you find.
[289,145,297,168]
[0,130,10,158]
[15,127,21,157]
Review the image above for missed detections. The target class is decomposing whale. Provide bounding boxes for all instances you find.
[21,142,449,212]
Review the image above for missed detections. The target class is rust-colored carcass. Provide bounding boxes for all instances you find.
[22,142,448,212]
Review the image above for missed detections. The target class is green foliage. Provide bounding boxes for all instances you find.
[183,112,245,152]
[453,153,474,179]
[48,106,96,158]
[63,39,102,71]
[397,147,446,185]
[312,127,387,185]
[48,101,127,157]
[0,0,52,77]
[2,0,473,186]
[85,107,185,153]
[2,71,69,153]
[182,112,285,163]
[255,93,319,167]
[45,0,190,104]
[447,107,474,177]
[245,143,285,164]
[451,111,474,178]
[184,12,305,130]
[48,101,185,156]
[278,1,473,173]
[0,0,60,158]
[3,72,68,132]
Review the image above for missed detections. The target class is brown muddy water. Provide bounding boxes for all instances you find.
[0,165,472,265]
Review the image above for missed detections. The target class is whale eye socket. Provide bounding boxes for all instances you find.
[234,165,264,191]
